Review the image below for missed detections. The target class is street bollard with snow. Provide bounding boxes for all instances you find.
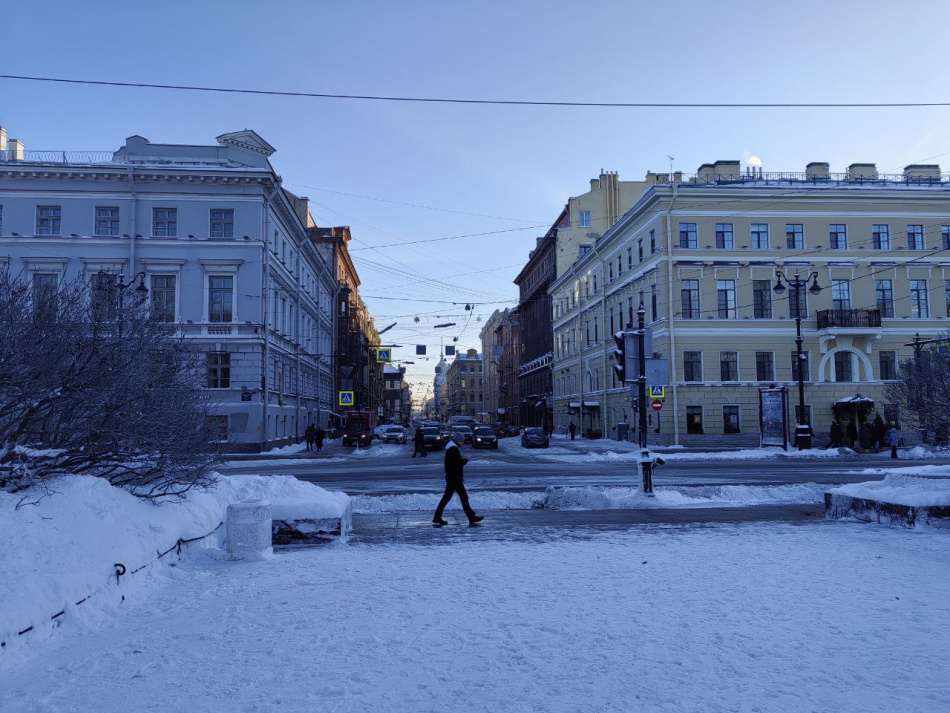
[227,499,273,557]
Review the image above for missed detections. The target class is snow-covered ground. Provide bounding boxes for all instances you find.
[2,521,948,712]
[829,473,950,507]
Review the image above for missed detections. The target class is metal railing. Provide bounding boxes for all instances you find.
[0,149,117,164]
[686,171,950,187]
[816,308,883,329]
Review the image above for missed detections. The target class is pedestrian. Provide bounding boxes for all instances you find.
[412,426,427,458]
[305,423,315,452]
[433,439,483,526]
[828,421,843,449]
[870,417,883,454]
[887,424,900,459]
[314,425,325,453]
[846,420,858,450]
[858,422,871,452]
[569,422,577,441]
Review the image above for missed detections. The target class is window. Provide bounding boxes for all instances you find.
[686,406,704,434]
[650,230,656,253]
[578,210,591,228]
[715,223,734,249]
[829,224,847,249]
[717,280,736,318]
[617,255,622,276]
[679,223,697,248]
[90,272,119,322]
[946,280,950,317]
[751,223,769,249]
[208,275,234,322]
[684,351,703,382]
[151,275,176,322]
[651,286,657,322]
[608,263,614,282]
[638,239,644,262]
[879,351,897,381]
[753,280,772,318]
[755,352,775,381]
[33,273,58,320]
[207,352,231,388]
[872,224,890,250]
[153,208,178,237]
[831,279,851,310]
[875,280,894,318]
[720,351,738,381]
[0,204,3,234]
[36,206,62,235]
[722,405,741,434]
[834,351,853,382]
[789,289,807,319]
[786,224,804,249]
[910,279,929,317]
[627,247,633,269]
[579,244,592,257]
[908,225,924,250]
[94,207,120,237]
[681,279,700,318]
[943,226,950,250]
[592,274,598,293]
[210,209,234,238]
[790,351,810,381]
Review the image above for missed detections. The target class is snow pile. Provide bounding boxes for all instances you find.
[221,457,347,469]
[828,473,950,507]
[351,483,827,514]
[349,444,404,459]
[0,474,349,662]
[544,447,851,463]
[904,445,930,459]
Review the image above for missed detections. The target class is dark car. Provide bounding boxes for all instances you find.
[471,425,498,449]
[343,423,373,447]
[421,426,446,451]
[490,423,510,438]
[521,427,549,449]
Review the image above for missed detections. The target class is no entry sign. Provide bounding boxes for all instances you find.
[651,399,663,412]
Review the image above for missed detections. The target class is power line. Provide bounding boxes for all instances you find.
[4,74,950,109]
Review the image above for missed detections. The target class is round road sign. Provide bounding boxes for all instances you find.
[651,399,663,412]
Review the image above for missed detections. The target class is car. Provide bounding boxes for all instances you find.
[421,426,446,450]
[471,425,498,449]
[381,426,407,444]
[343,423,373,447]
[450,425,474,444]
[489,423,510,438]
[521,427,549,449]
[325,426,343,440]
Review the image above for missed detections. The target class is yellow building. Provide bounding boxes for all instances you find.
[550,160,950,446]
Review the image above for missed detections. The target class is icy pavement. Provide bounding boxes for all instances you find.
[2,521,948,713]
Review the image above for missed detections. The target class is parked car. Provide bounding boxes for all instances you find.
[490,422,510,438]
[381,426,407,444]
[471,425,499,449]
[521,427,549,449]
[421,426,447,451]
[450,425,474,444]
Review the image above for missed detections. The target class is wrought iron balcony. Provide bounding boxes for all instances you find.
[816,308,882,330]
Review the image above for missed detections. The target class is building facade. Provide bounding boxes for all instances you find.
[480,309,504,422]
[445,348,483,419]
[550,159,950,446]
[0,127,338,451]
[494,309,521,425]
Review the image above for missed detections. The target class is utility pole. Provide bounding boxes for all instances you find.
[636,301,653,495]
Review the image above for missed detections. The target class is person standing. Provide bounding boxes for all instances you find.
[314,425,325,453]
[846,420,858,450]
[432,439,483,526]
[569,422,577,441]
[887,424,900,459]
[412,427,427,458]
[304,423,315,452]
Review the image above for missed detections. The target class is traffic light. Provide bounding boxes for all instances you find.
[613,331,627,383]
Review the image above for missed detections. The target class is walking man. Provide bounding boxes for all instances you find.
[569,421,577,441]
[305,423,316,452]
[314,425,325,453]
[412,427,427,458]
[432,439,483,526]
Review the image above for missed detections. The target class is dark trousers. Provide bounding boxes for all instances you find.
[315,439,323,452]
[412,445,427,457]
[434,479,475,520]
[891,445,898,459]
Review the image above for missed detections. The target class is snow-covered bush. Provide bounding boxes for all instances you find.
[0,270,220,501]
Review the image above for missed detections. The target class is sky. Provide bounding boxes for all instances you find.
[3,0,950,395]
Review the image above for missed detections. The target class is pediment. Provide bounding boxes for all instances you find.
[215,130,276,157]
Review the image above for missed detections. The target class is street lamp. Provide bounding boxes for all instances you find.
[773,270,822,450]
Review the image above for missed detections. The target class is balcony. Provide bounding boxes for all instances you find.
[816,309,882,330]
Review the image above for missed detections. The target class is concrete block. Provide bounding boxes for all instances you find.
[227,498,273,556]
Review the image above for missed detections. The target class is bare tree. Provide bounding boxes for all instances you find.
[0,270,221,499]
[883,332,950,441]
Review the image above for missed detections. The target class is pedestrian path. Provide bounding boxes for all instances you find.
[349,504,824,544]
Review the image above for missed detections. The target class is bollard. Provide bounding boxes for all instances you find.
[227,499,273,557]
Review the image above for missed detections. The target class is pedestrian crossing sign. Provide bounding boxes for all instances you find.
[376,348,391,363]
[339,391,354,406]
[649,386,665,399]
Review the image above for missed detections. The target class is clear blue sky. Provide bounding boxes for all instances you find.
[3,0,949,392]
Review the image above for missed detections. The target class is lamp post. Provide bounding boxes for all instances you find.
[773,270,822,450]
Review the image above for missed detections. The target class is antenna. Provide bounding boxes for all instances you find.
[666,155,675,178]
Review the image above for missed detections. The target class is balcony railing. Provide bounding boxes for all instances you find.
[816,308,882,330]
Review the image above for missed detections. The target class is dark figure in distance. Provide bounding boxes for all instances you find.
[828,421,843,449]
[887,424,900,459]
[305,423,316,452]
[432,439,483,526]
[412,427,427,458]
[846,420,858,450]
[569,422,577,441]
[858,422,872,452]
[314,426,325,453]
[871,415,886,453]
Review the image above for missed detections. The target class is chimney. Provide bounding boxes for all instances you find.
[806,162,829,180]
[903,164,941,182]
[697,163,715,182]
[7,138,24,161]
[712,160,740,180]
[590,178,599,190]
[847,163,877,181]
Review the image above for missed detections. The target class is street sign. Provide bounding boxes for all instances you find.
[338,391,354,406]
[376,348,392,363]
[649,386,665,399]
[651,399,663,412]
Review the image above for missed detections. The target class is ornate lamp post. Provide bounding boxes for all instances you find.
[773,270,822,449]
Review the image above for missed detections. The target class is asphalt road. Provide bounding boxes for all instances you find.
[217,441,950,497]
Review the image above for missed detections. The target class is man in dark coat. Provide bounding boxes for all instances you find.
[314,426,325,453]
[828,421,844,448]
[569,422,577,441]
[305,423,315,452]
[412,427,427,458]
[433,439,483,526]
[846,420,858,450]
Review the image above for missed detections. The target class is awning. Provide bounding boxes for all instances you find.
[835,395,874,405]
[568,402,600,409]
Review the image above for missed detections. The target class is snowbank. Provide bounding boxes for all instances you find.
[0,474,350,663]
[542,446,849,463]
[828,473,950,507]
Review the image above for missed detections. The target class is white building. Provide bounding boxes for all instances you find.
[0,127,337,451]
